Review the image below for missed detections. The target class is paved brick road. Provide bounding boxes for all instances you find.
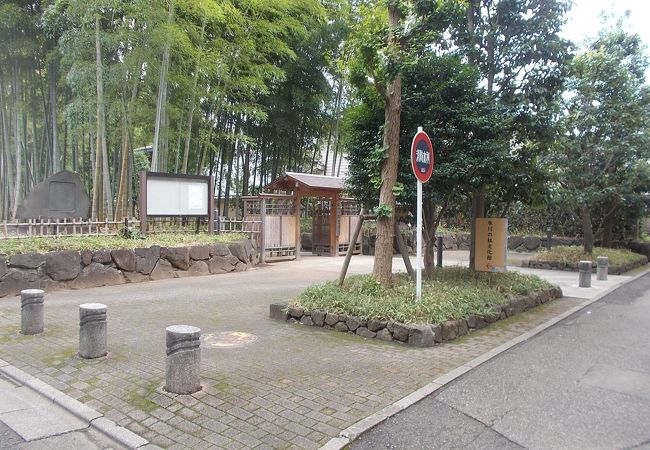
[0,254,583,449]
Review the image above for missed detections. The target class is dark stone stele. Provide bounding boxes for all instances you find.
[16,170,90,219]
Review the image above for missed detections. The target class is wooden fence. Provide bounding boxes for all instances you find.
[0,218,140,239]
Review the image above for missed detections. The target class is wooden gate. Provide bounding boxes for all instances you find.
[312,198,361,255]
[243,195,298,261]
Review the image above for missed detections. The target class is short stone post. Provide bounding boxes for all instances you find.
[597,256,609,281]
[165,325,201,394]
[546,227,553,250]
[579,260,592,288]
[20,289,45,335]
[79,303,108,359]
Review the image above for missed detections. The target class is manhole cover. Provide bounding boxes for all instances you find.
[202,331,258,348]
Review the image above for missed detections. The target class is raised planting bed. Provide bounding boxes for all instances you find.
[270,268,562,347]
[0,236,257,298]
[523,246,648,275]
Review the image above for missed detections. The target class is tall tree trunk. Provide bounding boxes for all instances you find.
[181,20,205,174]
[372,5,403,286]
[115,65,141,221]
[580,205,594,253]
[11,63,22,220]
[49,59,59,173]
[93,15,112,220]
[151,0,174,172]
[0,73,15,219]
[466,0,488,271]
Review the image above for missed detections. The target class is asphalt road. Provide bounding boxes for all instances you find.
[352,273,650,450]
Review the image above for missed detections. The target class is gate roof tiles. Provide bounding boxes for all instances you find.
[264,172,344,192]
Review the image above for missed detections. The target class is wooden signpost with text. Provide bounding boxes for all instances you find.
[475,218,507,272]
[411,128,435,301]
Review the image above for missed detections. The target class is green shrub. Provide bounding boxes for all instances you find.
[293,268,553,325]
[0,233,247,257]
[532,246,646,267]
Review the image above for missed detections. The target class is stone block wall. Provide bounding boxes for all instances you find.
[522,254,648,275]
[0,239,257,298]
[270,286,562,347]
[360,232,586,255]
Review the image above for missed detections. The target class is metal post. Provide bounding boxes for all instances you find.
[416,179,423,301]
[139,171,147,237]
[437,235,443,268]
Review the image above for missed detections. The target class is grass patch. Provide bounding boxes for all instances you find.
[0,233,246,257]
[292,267,553,325]
[531,246,646,267]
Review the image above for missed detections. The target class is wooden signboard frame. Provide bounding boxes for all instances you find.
[139,171,214,236]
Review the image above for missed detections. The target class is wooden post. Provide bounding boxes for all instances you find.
[394,220,415,280]
[294,191,302,260]
[338,213,375,286]
[139,171,147,237]
[338,215,365,285]
[329,195,339,257]
[207,176,215,234]
[259,198,266,264]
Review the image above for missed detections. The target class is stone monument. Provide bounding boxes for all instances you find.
[16,170,90,220]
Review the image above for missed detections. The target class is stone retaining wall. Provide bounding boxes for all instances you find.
[522,255,648,275]
[0,239,257,298]
[359,232,586,255]
[270,286,562,347]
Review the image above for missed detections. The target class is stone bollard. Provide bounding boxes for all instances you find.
[579,260,592,288]
[79,303,108,359]
[20,289,45,335]
[165,325,201,394]
[597,256,609,281]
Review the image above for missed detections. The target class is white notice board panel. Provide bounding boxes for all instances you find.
[147,176,209,216]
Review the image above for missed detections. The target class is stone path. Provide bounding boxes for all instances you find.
[0,254,616,449]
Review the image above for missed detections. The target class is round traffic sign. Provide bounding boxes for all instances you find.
[411,130,434,183]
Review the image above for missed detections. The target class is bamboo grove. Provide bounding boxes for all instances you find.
[0,0,349,220]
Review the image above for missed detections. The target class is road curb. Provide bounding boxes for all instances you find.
[0,360,158,449]
[320,267,650,449]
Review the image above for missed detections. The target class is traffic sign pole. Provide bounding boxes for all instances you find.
[416,178,423,302]
[411,126,434,303]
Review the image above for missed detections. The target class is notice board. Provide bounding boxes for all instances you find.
[145,173,209,216]
[475,218,507,272]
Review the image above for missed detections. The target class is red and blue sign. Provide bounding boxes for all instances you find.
[411,130,435,183]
